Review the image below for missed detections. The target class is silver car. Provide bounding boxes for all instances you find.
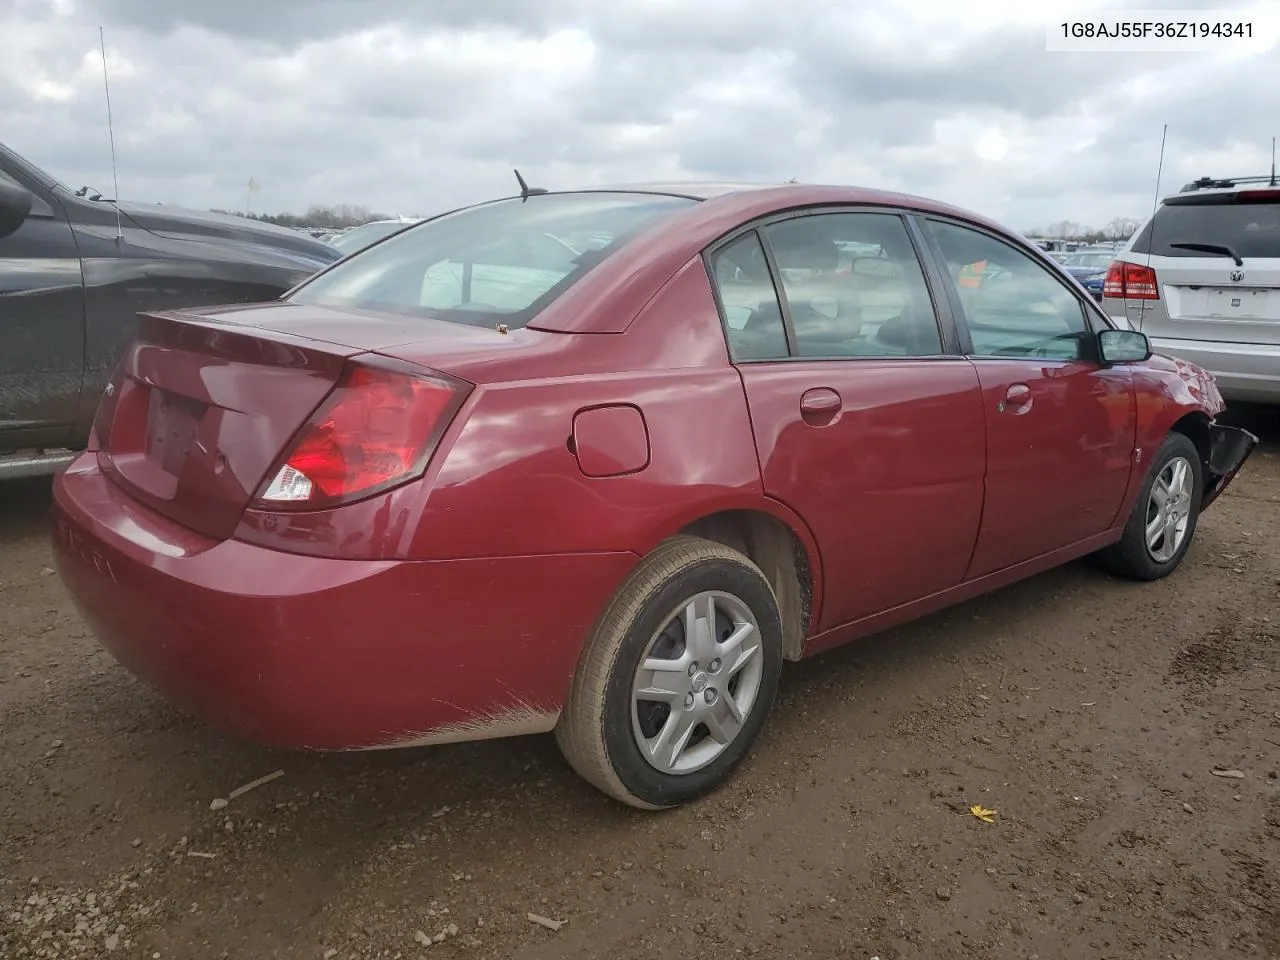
[1101,175,1280,404]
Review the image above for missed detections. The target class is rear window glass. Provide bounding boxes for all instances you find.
[291,192,696,328]
[329,220,415,254]
[1060,252,1113,270]
[1131,195,1280,259]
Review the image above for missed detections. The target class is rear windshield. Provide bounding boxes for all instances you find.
[1131,194,1280,259]
[329,220,415,254]
[291,192,697,328]
[1060,252,1113,270]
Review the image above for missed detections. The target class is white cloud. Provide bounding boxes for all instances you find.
[1,0,1276,232]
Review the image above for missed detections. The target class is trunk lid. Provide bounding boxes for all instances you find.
[92,302,514,540]
[1122,188,1280,345]
[1141,254,1280,345]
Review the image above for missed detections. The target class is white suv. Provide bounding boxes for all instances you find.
[1101,175,1280,404]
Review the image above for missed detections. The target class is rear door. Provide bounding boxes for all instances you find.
[707,209,986,631]
[919,217,1136,578]
[0,159,85,448]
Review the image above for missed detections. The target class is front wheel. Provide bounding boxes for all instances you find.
[1097,432,1203,581]
[555,536,783,809]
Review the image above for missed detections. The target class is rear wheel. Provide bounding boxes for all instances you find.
[556,536,783,809]
[1097,432,1203,581]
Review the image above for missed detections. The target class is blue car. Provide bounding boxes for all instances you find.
[1056,250,1114,301]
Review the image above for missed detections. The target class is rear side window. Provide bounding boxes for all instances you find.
[707,232,790,361]
[1131,194,1280,259]
[291,192,696,328]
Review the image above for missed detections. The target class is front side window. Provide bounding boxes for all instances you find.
[928,220,1090,361]
[761,212,943,358]
[291,192,696,328]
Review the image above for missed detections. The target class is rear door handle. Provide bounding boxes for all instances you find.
[997,383,1033,414]
[800,387,842,422]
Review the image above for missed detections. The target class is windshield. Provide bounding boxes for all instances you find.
[1060,252,1113,270]
[1131,195,1280,259]
[330,220,417,254]
[0,141,74,194]
[292,192,697,328]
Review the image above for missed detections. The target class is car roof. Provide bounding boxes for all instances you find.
[1170,174,1280,200]
[575,181,785,200]
[542,180,1001,226]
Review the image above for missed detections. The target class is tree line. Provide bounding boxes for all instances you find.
[210,204,397,229]
[1025,217,1144,242]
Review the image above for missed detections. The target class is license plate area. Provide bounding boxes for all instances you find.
[146,390,206,476]
[1206,287,1269,318]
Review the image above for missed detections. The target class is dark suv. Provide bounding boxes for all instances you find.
[0,142,340,478]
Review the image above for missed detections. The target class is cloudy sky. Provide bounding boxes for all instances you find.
[2,0,1278,232]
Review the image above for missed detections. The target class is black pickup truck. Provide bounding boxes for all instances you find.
[0,142,340,479]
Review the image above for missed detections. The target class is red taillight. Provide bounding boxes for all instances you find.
[1237,189,1280,202]
[1122,262,1159,299]
[1102,261,1125,298]
[1102,261,1159,300]
[254,361,470,509]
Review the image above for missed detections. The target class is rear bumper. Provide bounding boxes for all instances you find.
[1149,336,1280,404]
[51,453,638,750]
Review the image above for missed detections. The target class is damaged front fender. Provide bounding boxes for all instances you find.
[1202,423,1259,510]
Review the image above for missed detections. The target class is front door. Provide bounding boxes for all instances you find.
[707,210,987,631]
[0,158,85,449]
[921,218,1136,578]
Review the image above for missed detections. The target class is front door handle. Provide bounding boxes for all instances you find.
[997,383,1033,415]
[800,387,842,423]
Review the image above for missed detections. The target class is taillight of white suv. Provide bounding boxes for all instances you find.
[1103,261,1160,299]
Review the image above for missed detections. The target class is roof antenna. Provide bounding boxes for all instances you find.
[1270,135,1276,187]
[1136,122,1169,332]
[98,26,123,240]
[513,168,547,202]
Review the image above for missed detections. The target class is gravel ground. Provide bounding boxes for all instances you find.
[1,407,1278,960]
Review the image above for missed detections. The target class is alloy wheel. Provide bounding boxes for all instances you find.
[630,590,764,775]
[1145,455,1193,563]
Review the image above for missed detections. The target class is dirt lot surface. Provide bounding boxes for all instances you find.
[2,409,1278,960]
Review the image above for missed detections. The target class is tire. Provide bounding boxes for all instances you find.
[555,535,784,809]
[1097,432,1203,581]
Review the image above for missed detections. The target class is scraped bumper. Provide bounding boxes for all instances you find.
[1202,423,1259,510]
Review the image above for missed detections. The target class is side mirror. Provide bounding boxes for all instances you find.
[0,178,34,239]
[1098,328,1151,364]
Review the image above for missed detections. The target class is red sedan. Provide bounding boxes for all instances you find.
[51,182,1257,809]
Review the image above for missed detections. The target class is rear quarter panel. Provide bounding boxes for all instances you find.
[406,256,784,559]
[231,257,822,602]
